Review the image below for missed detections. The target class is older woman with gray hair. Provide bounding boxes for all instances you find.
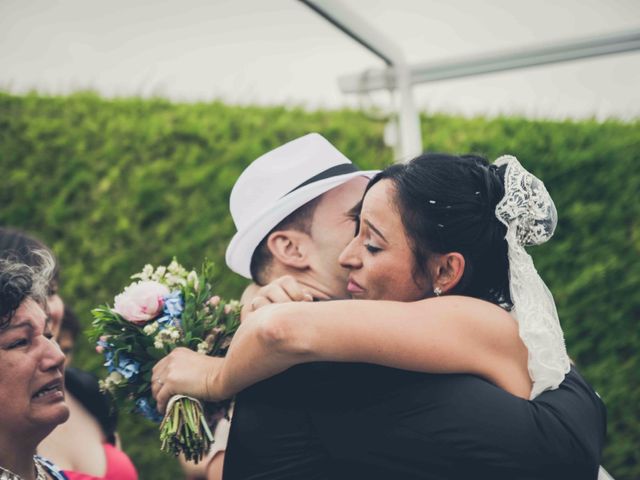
[0,252,68,480]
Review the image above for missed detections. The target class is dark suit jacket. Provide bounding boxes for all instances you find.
[223,363,606,480]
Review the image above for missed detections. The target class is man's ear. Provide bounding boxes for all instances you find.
[266,230,312,270]
[431,252,465,294]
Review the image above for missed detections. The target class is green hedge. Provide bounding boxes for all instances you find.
[1,91,638,479]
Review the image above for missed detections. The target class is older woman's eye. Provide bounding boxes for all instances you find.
[7,338,28,349]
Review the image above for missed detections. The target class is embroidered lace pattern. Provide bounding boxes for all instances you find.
[494,155,570,399]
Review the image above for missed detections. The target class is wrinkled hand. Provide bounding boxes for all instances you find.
[245,275,323,314]
[151,347,226,414]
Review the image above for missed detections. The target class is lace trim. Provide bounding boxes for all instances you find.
[494,155,570,399]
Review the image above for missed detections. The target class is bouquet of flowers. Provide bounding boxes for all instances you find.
[90,259,241,462]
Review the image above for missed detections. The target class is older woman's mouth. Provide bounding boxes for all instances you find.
[32,378,65,401]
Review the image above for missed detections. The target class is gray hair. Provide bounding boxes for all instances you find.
[0,249,55,329]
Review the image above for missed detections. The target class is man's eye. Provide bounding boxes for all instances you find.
[351,215,361,236]
[365,244,382,254]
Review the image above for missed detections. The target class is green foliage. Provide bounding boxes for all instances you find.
[1,91,638,479]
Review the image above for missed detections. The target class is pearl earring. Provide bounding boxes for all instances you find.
[434,287,442,296]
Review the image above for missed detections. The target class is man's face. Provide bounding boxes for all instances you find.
[307,176,369,299]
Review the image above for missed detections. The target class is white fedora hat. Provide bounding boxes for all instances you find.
[226,133,379,279]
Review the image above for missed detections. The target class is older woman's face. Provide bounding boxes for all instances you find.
[0,298,68,437]
[339,179,427,302]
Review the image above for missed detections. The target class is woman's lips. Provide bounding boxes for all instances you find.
[347,278,365,294]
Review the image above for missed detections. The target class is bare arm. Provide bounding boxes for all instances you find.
[213,296,531,400]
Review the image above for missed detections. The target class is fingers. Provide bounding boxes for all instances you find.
[156,383,172,414]
[151,348,185,413]
[249,276,313,311]
[151,360,168,412]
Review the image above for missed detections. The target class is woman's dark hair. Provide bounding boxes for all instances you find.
[60,305,81,341]
[368,153,511,307]
[0,227,60,296]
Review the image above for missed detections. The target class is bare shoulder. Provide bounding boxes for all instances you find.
[415,295,511,317]
[415,295,520,339]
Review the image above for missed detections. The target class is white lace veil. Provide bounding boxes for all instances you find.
[494,155,571,399]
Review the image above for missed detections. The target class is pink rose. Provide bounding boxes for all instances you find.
[207,295,221,307]
[113,280,170,324]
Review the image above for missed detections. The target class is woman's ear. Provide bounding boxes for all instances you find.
[267,230,312,270]
[432,252,465,294]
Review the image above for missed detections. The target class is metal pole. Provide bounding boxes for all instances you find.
[339,28,640,93]
[299,0,422,161]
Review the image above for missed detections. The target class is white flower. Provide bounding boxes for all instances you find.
[152,266,167,282]
[100,371,125,394]
[187,270,199,291]
[153,326,182,347]
[107,371,124,385]
[143,322,159,336]
[167,260,186,276]
[196,341,209,354]
[132,264,154,281]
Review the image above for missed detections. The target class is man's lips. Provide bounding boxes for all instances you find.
[347,278,365,294]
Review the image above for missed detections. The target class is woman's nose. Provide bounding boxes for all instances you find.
[339,236,362,269]
[41,336,66,372]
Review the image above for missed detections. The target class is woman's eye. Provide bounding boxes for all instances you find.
[365,243,382,254]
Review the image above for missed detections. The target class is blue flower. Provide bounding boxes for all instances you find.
[136,397,164,423]
[163,291,184,317]
[157,291,184,328]
[99,339,116,371]
[156,314,175,328]
[104,352,140,380]
[116,357,140,380]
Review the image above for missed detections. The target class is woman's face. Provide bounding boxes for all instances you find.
[0,298,68,438]
[47,292,64,338]
[339,179,427,302]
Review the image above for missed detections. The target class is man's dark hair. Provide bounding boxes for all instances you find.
[249,196,323,285]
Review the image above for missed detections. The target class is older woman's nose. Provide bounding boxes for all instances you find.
[41,336,66,372]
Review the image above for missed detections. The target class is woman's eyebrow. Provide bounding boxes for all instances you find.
[364,219,388,243]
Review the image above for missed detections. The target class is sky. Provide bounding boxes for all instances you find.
[1,0,639,120]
